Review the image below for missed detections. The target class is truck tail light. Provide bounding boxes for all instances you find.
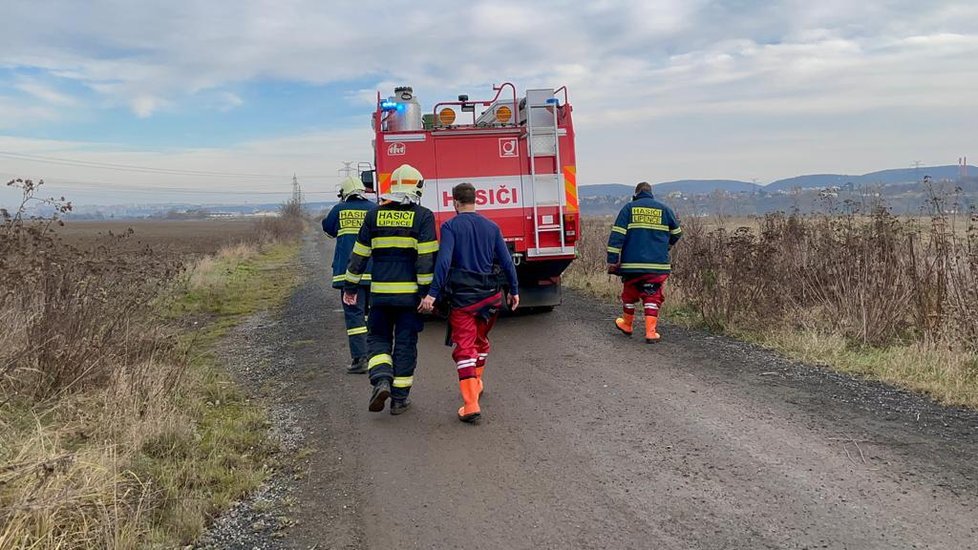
[563,214,578,245]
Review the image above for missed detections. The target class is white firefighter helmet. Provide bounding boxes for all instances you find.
[337,176,366,200]
[383,164,424,202]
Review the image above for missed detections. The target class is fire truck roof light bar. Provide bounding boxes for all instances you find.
[431,82,518,124]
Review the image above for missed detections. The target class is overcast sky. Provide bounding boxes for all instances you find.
[1,0,976,206]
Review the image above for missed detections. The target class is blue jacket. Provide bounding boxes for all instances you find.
[322,197,376,288]
[344,202,438,308]
[428,211,519,303]
[606,191,682,274]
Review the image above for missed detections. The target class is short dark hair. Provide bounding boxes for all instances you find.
[634,181,652,195]
[453,182,476,204]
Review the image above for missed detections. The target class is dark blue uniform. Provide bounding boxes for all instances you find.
[345,202,438,401]
[606,190,682,273]
[323,197,376,362]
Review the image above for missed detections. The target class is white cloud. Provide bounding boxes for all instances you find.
[0,97,60,128]
[130,95,165,118]
[218,91,244,112]
[13,78,77,106]
[0,129,372,206]
[0,0,976,192]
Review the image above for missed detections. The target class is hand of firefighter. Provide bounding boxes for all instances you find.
[342,291,358,306]
[418,294,436,314]
[607,263,620,275]
[508,294,520,311]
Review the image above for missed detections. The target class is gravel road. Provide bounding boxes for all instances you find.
[203,233,978,550]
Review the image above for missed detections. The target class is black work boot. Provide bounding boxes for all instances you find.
[346,357,367,374]
[368,379,391,412]
[389,398,412,415]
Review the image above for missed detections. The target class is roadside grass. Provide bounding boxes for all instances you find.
[140,241,300,545]
[567,213,978,409]
[1,179,304,549]
[0,241,300,548]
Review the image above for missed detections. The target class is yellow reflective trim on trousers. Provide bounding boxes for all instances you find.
[347,326,367,336]
[372,236,417,249]
[417,240,439,254]
[345,270,362,284]
[353,242,372,256]
[368,354,393,369]
[361,273,372,281]
[611,226,627,235]
[670,227,683,235]
[338,228,360,236]
[627,223,670,232]
[371,281,419,293]
[607,246,621,254]
[620,262,671,270]
[332,274,345,283]
[392,376,413,388]
[417,273,433,285]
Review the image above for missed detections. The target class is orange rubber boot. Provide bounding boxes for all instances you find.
[615,313,635,336]
[475,366,485,397]
[457,378,482,423]
[645,316,661,343]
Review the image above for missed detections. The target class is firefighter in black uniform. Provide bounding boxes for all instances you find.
[343,164,438,415]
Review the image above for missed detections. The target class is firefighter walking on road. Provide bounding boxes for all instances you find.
[607,182,682,343]
[344,164,438,415]
[323,176,376,374]
[419,182,519,423]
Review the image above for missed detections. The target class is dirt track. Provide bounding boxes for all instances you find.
[220,234,978,549]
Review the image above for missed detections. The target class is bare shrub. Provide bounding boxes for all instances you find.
[1,179,184,400]
[254,196,305,243]
[571,197,978,352]
[2,179,285,547]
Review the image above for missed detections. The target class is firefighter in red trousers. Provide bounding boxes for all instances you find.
[419,182,519,423]
[607,182,682,343]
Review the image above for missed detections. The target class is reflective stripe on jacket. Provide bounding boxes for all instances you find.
[323,198,376,288]
[344,203,438,307]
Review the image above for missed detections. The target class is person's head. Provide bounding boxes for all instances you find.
[452,182,476,212]
[384,164,425,202]
[337,176,366,201]
[634,181,652,199]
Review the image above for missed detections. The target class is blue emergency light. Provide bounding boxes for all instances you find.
[380,100,404,111]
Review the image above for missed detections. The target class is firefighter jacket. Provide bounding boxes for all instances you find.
[322,197,376,289]
[606,191,682,274]
[344,202,438,308]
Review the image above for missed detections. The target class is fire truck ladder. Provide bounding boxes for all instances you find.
[526,92,569,257]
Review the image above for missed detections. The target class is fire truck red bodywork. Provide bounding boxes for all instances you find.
[369,84,579,308]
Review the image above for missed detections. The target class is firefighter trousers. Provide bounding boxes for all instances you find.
[341,287,369,361]
[449,293,502,380]
[621,273,670,318]
[366,305,422,400]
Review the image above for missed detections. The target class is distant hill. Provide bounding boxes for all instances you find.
[578,183,632,198]
[654,179,759,195]
[579,179,758,198]
[767,165,975,191]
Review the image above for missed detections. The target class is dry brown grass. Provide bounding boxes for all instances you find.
[566,199,978,408]
[1,179,304,548]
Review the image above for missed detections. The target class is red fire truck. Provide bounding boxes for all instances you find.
[361,83,579,309]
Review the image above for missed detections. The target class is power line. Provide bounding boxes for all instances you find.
[0,151,285,179]
[0,173,335,196]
